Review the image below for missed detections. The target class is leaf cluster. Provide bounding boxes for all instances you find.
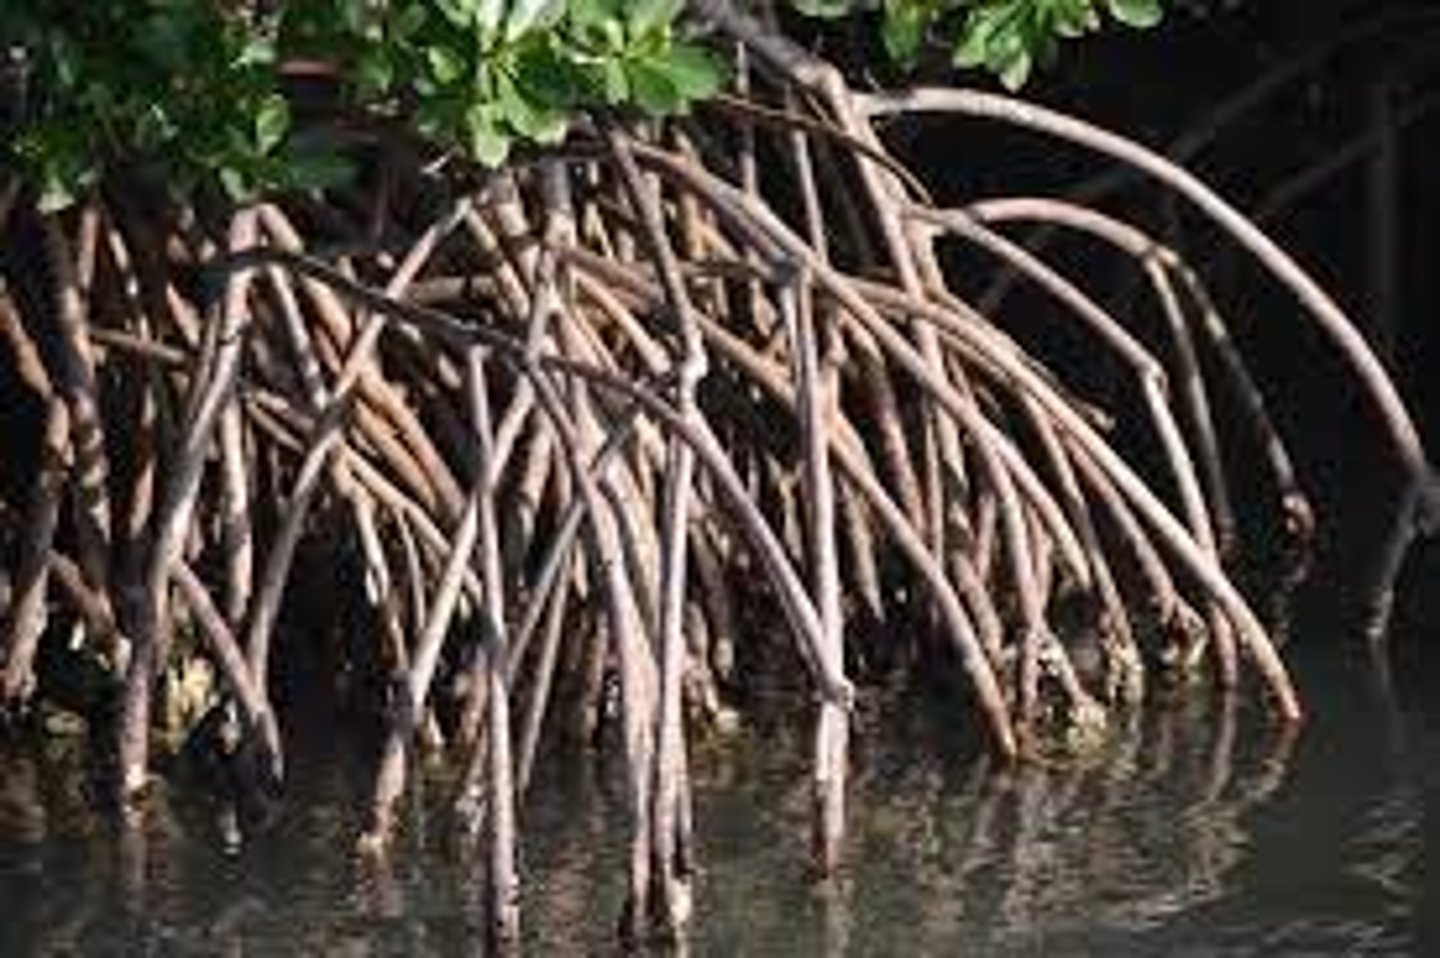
[0,1,1163,210]
[1,3,295,209]
[281,0,723,167]
[792,0,1164,90]
[0,1,725,208]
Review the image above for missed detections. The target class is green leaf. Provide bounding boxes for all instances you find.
[953,31,988,69]
[601,57,629,104]
[626,57,682,116]
[414,97,453,141]
[494,71,556,142]
[254,93,290,155]
[882,2,930,67]
[355,49,394,98]
[569,0,627,33]
[663,43,726,102]
[434,0,478,29]
[36,170,77,213]
[1053,0,1101,38]
[466,103,511,166]
[514,43,584,107]
[953,8,1003,69]
[628,0,683,35]
[427,46,466,86]
[237,36,276,68]
[477,0,506,42]
[526,112,569,145]
[506,0,566,40]
[219,166,250,201]
[998,48,1032,90]
[390,4,428,39]
[1107,0,1163,29]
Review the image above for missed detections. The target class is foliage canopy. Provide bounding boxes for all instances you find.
[0,1,1163,208]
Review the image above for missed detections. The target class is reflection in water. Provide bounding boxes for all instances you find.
[855,697,1298,953]
[0,650,1424,955]
[675,660,1419,957]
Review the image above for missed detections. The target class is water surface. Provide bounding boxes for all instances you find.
[0,572,1429,956]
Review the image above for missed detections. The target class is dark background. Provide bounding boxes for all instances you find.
[862,0,1440,765]
[902,9,1440,927]
[1059,0,1440,685]
[891,0,1440,636]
